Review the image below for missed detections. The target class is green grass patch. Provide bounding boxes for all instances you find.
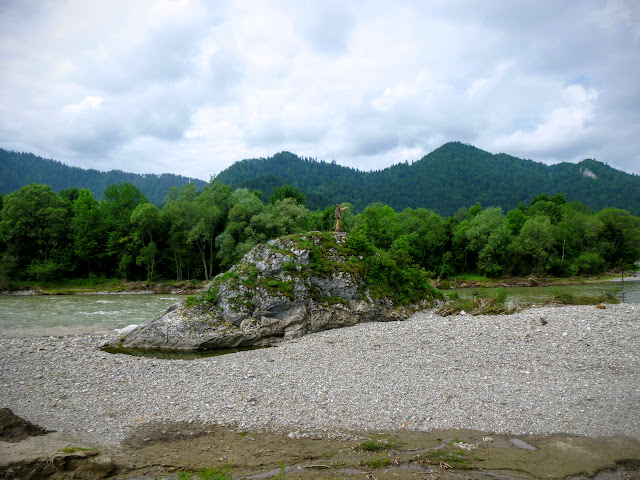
[360,436,401,452]
[177,463,233,480]
[186,286,219,308]
[426,449,471,469]
[59,446,98,454]
[318,296,350,306]
[362,456,391,468]
[545,289,617,305]
[437,287,520,316]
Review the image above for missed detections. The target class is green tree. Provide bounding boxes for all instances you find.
[269,185,306,205]
[188,182,233,279]
[100,183,148,278]
[162,184,200,280]
[596,208,640,269]
[130,202,161,280]
[0,184,71,279]
[72,189,103,275]
[514,215,556,274]
[215,188,264,271]
[465,207,510,277]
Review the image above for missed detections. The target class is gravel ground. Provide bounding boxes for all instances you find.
[0,304,638,445]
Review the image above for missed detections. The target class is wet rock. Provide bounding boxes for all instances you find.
[509,437,537,450]
[0,408,49,443]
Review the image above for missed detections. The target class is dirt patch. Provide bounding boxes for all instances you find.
[111,421,640,480]
[2,414,639,480]
[0,408,49,443]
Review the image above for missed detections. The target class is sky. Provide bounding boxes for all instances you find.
[1,0,639,180]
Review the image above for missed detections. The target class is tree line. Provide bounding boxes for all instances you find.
[0,181,638,288]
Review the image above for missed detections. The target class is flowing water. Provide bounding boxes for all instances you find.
[1,277,638,338]
[0,294,183,337]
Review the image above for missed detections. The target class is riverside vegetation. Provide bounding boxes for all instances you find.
[1,176,638,293]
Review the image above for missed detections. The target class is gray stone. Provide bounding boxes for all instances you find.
[509,438,537,450]
[110,232,438,350]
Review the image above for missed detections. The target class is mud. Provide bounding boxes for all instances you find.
[2,415,639,480]
[0,408,49,443]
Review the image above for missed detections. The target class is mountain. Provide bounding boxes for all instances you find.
[2,143,639,215]
[0,149,207,205]
[215,142,640,216]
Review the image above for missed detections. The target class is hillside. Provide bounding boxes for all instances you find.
[215,142,640,216]
[2,143,639,215]
[0,149,207,205]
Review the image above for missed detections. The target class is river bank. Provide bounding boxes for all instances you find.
[1,279,207,296]
[1,304,639,478]
[3,271,637,297]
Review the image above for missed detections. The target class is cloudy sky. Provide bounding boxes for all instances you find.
[1,0,639,180]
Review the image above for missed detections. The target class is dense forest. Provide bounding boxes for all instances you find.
[216,142,640,216]
[3,143,639,217]
[1,179,638,288]
[0,149,207,205]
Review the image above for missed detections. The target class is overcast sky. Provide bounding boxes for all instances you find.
[1,0,639,180]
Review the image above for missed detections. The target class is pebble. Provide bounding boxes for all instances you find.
[0,304,638,443]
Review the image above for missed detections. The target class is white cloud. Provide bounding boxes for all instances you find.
[490,85,601,158]
[62,96,104,114]
[1,0,639,179]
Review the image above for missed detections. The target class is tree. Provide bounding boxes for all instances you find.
[269,185,306,205]
[130,203,161,280]
[465,207,510,277]
[0,184,71,279]
[514,215,556,274]
[215,188,264,271]
[72,189,103,275]
[187,182,233,280]
[596,208,640,269]
[100,183,148,278]
[162,184,200,281]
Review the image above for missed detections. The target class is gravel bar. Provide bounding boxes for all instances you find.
[1,304,638,444]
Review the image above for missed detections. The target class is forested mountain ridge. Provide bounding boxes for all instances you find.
[0,149,207,205]
[215,142,640,216]
[2,143,639,215]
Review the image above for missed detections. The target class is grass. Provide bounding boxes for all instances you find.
[360,436,401,452]
[425,449,472,469]
[545,289,617,305]
[176,463,233,480]
[186,286,220,308]
[437,287,519,316]
[59,446,98,454]
[273,462,287,480]
[362,456,391,468]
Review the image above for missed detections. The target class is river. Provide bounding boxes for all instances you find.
[444,277,640,304]
[0,294,183,337]
[1,279,638,338]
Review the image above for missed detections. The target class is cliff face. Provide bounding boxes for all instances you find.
[112,232,441,350]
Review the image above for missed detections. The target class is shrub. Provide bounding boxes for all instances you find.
[573,252,606,275]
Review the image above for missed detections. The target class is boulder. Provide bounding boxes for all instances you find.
[110,232,440,350]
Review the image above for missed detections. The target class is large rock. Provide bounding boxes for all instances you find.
[110,232,440,350]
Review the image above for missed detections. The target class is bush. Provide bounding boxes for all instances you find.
[27,260,63,282]
[345,227,373,254]
[573,252,606,275]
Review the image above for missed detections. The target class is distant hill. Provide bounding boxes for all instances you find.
[0,149,207,205]
[215,142,640,216]
[2,143,639,215]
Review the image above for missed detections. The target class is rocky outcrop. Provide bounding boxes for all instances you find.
[110,232,440,350]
